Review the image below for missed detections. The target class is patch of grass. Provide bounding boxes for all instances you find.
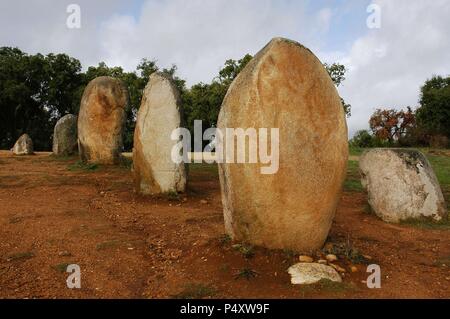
[188,163,218,177]
[166,191,180,202]
[118,156,133,170]
[323,237,370,264]
[9,216,23,224]
[172,283,216,299]
[67,160,99,171]
[96,239,121,251]
[52,263,73,273]
[435,256,450,267]
[218,234,232,246]
[234,268,258,280]
[232,244,255,259]
[349,146,365,156]
[299,279,357,296]
[6,252,34,262]
[344,160,363,192]
[401,216,450,230]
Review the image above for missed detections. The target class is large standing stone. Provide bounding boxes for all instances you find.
[217,37,348,252]
[78,76,129,164]
[12,134,34,155]
[53,114,78,156]
[133,72,186,195]
[359,148,447,223]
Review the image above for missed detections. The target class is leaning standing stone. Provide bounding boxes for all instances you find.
[12,134,34,155]
[217,37,348,252]
[53,114,78,156]
[359,148,447,223]
[133,72,186,195]
[78,76,129,164]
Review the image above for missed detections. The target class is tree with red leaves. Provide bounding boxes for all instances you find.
[369,107,416,144]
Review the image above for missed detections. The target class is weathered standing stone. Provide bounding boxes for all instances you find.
[133,72,186,195]
[359,148,447,223]
[78,76,128,164]
[53,114,78,156]
[217,37,348,252]
[12,134,34,155]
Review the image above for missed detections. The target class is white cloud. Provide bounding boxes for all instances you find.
[97,0,335,85]
[340,0,450,136]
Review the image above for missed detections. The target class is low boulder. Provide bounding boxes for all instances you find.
[287,263,342,285]
[359,148,447,223]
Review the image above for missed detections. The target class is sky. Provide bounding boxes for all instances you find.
[0,0,449,137]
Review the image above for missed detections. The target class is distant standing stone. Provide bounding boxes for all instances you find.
[53,114,78,156]
[12,134,34,155]
[288,263,342,285]
[78,76,129,164]
[359,148,447,223]
[133,72,187,195]
[217,37,348,252]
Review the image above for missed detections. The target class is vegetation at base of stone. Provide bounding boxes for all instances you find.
[6,252,34,262]
[400,216,450,230]
[1,46,352,152]
[234,268,258,280]
[323,239,370,265]
[172,283,216,299]
[67,161,99,172]
[232,243,255,259]
[166,191,181,202]
[218,234,232,246]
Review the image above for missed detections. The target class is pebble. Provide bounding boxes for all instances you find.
[326,254,338,262]
[318,259,328,264]
[200,199,208,204]
[299,255,314,263]
[350,266,358,273]
[330,264,346,273]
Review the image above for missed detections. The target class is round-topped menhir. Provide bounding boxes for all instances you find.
[77,76,129,164]
[133,72,187,195]
[217,37,348,252]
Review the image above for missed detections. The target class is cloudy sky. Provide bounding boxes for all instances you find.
[0,0,449,136]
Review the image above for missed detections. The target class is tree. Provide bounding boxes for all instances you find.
[416,75,450,138]
[324,63,351,117]
[350,130,375,148]
[369,107,416,144]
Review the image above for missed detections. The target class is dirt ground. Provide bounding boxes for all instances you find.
[0,150,449,299]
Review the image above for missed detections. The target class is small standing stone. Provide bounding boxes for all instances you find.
[53,114,78,156]
[12,134,33,155]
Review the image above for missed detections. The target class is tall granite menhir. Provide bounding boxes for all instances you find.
[217,37,348,252]
[133,72,187,195]
[77,76,129,164]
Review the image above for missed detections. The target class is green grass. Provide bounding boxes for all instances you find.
[52,263,73,273]
[67,160,100,171]
[188,163,218,177]
[234,268,258,280]
[349,146,365,156]
[343,160,363,192]
[172,283,216,299]
[6,252,34,262]
[232,243,255,258]
[298,279,358,296]
[401,217,450,230]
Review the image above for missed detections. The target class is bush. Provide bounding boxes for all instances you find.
[349,130,374,148]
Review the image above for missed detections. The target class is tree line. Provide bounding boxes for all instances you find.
[0,47,350,151]
[350,75,450,149]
